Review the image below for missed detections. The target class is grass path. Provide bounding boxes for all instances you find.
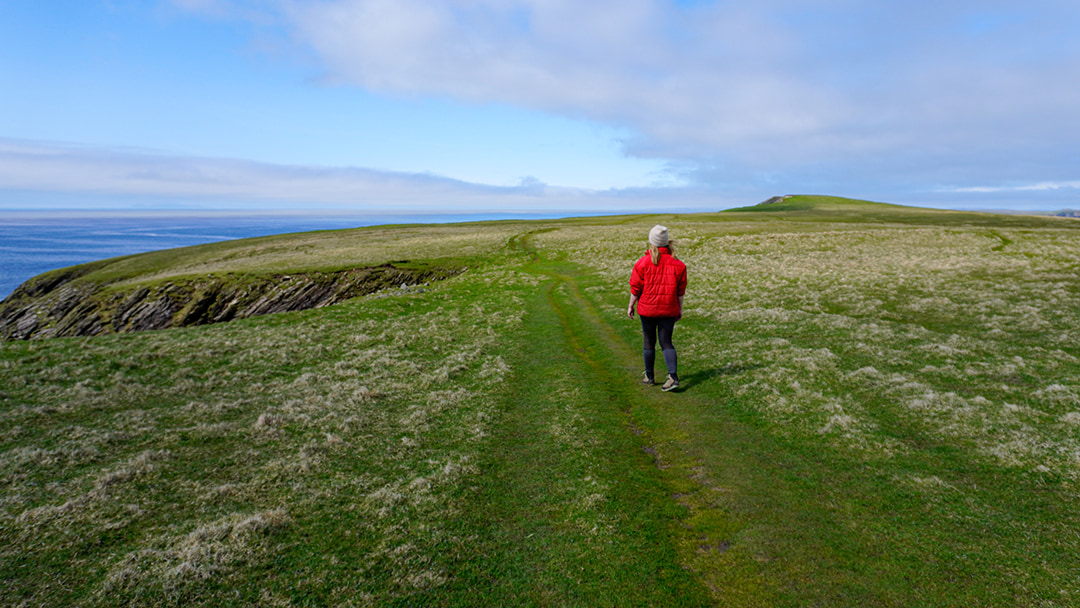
[405,235,715,606]
[426,232,779,606]
[534,252,816,607]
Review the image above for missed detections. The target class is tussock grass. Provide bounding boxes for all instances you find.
[3,198,1080,606]
[548,208,1080,477]
[555,201,1080,604]
[1,258,529,605]
[78,222,535,287]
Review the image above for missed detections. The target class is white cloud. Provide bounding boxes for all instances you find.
[244,0,1080,175]
[160,0,1073,199]
[947,181,1080,194]
[0,139,725,211]
[280,0,844,155]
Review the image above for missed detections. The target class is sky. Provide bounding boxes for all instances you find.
[2,0,1079,214]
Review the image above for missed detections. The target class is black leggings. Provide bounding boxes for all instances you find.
[640,316,677,351]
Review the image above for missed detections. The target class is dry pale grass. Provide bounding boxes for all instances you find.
[98,222,540,286]
[0,261,531,605]
[560,221,1080,480]
[4,212,1079,605]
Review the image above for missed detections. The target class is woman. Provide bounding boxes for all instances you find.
[627,225,687,391]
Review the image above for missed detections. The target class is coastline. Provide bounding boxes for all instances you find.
[0,209,622,301]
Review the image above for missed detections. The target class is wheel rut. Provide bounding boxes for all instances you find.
[449,234,714,606]
[512,229,755,606]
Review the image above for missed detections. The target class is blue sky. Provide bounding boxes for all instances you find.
[2,0,1079,213]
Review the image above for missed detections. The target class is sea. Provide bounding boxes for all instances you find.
[0,210,591,301]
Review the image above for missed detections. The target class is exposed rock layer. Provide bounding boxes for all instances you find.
[1,263,460,340]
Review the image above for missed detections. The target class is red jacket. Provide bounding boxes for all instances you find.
[630,247,687,318]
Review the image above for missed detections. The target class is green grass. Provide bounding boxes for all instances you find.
[725,194,1071,229]
[3,197,1080,606]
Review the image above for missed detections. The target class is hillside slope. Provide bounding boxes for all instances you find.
[726,194,1064,226]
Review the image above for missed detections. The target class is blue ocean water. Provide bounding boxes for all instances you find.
[0,211,580,301]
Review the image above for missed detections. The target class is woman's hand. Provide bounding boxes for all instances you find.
[627,293,639,319]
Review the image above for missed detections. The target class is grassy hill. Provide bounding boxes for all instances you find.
[728,193,909,212]
[726,194,1069,227]
[3,197,1080,606]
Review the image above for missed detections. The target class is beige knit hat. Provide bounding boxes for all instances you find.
[648,225,669,247]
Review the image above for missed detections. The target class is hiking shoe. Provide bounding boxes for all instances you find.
[661,375,679,392]
[641,371,655,386]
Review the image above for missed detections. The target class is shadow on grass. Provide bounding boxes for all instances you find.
[676,363,764,392]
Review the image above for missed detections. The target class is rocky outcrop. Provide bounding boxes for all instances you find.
[758,195,793,206]
[0,263,462,340]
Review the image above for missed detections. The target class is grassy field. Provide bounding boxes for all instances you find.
[2,196,1079,606]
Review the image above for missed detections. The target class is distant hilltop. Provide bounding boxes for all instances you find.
[753,195,1080,218]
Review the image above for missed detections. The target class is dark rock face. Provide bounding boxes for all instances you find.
[0,264,461,340]
[759,195,793,206]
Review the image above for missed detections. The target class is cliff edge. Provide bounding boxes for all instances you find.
[0,262,461,340]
